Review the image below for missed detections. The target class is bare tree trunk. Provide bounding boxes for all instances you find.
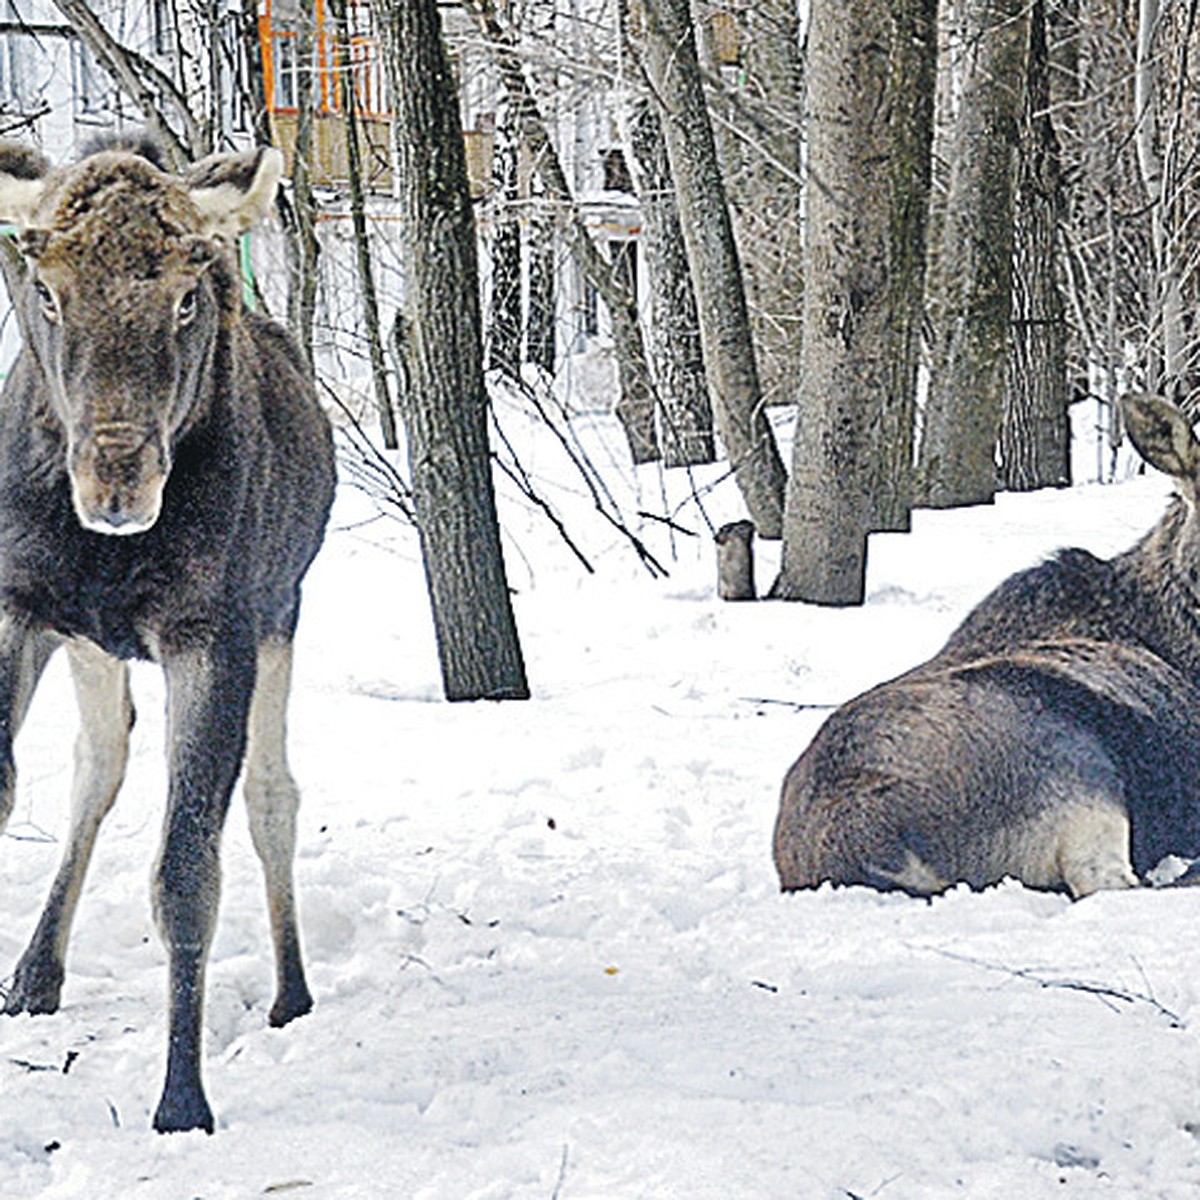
[385,0,529,703]
[1135,0,1186,399]
[331,0,397,447]
[731,0,804,412]
[1000,0,1070,491]
[608,255,661,466]
[635,0,788,536]
[525,0,556,378]
[919,0,1029,509]
[526,183,556,376]
[772,0,893,604]
[626,86,715,468]
[240,0,272,148]
[874,0,937,533]
[760,0,933,595]
[286,0,320,369]
[465,0,660,466]
[487,98,523,381]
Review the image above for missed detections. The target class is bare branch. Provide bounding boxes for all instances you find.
[48,0,199,165]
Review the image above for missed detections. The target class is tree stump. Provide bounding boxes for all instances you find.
[715,520,756,601]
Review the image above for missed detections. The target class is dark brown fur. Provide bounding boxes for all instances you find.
[0,140,334,1133]
[774,396,1200,899]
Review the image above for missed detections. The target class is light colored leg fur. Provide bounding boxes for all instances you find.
[0,618,58,832]
[1055,805,1139,898]
[5,638,131,1014]
[244,638,312,1026]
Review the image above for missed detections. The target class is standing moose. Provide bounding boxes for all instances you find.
[0,139,335,1134]
[775,395,1200,900]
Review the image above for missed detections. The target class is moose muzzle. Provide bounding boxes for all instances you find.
[68,422,170,536]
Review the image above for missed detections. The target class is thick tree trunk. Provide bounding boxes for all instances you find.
[732,0,804,412]
[1000,0,1070,491]
[636,0,788,537]
[385,0,529,703]
[874,0,937,533]
[919,0,1029,509]
[626,75,715,468]
[772,0,893,604]
[775,0,934,600]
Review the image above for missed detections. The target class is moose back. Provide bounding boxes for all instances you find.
[775,395,1200,900]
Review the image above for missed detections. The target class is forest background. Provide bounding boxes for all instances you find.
[0,0,1189,681]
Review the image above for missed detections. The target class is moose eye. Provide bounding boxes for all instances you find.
[33,279,57,323]
[176,287,199,327]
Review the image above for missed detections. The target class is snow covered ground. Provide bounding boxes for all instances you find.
[3,397,1200,1199]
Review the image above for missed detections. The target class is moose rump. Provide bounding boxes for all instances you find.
[0,139,335,1134]
[774,394,1200,900]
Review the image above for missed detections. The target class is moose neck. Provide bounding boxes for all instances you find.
[1112,498,1200,684]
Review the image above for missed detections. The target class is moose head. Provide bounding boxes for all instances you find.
[0,142,282,535]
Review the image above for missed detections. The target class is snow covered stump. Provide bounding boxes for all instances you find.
[715,520,757,601]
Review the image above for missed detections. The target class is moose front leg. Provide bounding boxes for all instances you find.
[6,640,132,1016]
[151,640,254,1135]
[0,615,58,834]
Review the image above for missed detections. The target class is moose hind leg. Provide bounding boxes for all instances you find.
[244,638,312,1028]
[5,641,132,1016]
[1055,803,1139,898]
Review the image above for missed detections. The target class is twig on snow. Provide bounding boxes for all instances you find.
[740,696,840,713]
[551,1142,570,1200]
[925,946,1185,1028]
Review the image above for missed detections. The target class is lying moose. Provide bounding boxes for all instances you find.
[0,139,335,1133]
[775,394,1200,899]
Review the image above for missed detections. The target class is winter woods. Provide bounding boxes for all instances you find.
[0,0,1196,622]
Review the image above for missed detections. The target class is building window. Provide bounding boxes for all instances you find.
[151,0,174,58]
[261,0,386,118]
[346,0,386,116]
[0,1,31,114]
[71,41,113,119]
[272,30,298,111]
[580,275,599,339]
[602,149,633,194]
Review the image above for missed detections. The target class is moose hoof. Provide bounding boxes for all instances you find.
[3,955,64,1016]
[268,980,313,1029]
[152,1086,215,1136]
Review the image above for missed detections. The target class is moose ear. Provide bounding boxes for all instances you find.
[186,145,283,238]
[0,142,49,230]
[1123,393,1200,482]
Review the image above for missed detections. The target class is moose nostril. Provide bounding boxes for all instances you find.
[92,422,151,455]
